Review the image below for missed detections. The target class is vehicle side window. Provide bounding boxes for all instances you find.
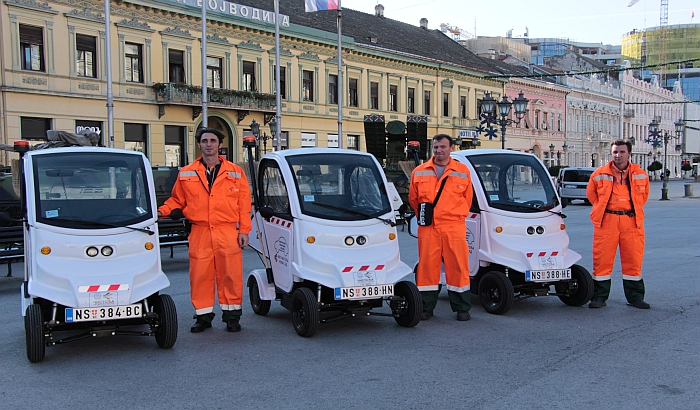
[260,161,290,215]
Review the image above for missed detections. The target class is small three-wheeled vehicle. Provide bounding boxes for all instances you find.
[408,148,593,315]
[13,142,177,362]
[246,144,421,337]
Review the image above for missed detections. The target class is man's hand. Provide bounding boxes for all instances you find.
[238,233,249,248]
[170,208,184,220]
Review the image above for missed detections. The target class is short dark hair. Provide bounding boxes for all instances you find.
[433,134,454,146]
[196,127,225,143]
[612,139,632,153]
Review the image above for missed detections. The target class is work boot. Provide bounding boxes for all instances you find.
[190,318,212,333]
[226,318,242,332]
[627,300,650,309]
[456,310,470,321]
[588,300,606,309]
[421,310,434,321]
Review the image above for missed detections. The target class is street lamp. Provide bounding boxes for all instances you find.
[549,143,555,168]
[250,119,276,160]
[268,118,278,151]
[562,142,568,166]
[477,91,529,149]
[646,118,685,200]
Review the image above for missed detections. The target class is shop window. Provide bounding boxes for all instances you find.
[164,125,186,166]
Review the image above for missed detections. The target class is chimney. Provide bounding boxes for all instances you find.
[375,4,384,17]
[420,18,428,30]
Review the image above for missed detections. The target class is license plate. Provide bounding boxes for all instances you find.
[526,269,572,282]
[334,285,394,300]
[65,304,143,323]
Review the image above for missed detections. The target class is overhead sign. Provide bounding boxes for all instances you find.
[459,130,477,138]
[168,0,291,27]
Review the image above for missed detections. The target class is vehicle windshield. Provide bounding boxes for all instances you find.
[33,152,153,229]
[286,153,392,221]
[465,153,559,212]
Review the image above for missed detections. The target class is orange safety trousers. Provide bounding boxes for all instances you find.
[416,223,470,292]
[592,214,645,282]
[188,224,244,315]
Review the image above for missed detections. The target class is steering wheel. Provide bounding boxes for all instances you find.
[522,200,545,208]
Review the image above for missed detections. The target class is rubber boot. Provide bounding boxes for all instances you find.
[221,308,242,322]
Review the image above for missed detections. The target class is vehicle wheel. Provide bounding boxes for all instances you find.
[291,287,319,337]
[479,271,514,315]
[556,264,594,306]
[560,197,569,207]
[392,281,422,327]
[25,304,45,363]
[248,275,271,316]
[153,294,178,349]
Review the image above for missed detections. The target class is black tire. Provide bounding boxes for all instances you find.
[560,197,569,207]
[479,271,515,315]
[153,294,178,349]
[248,275,271,316]
[556,264,594,306]
[25,304,45,363]
[291,287,319,337]
[392,281,422,327]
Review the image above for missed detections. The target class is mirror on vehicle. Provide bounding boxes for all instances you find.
[259,206,274,220]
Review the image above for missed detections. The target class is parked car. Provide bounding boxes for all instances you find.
[556,167,596,206]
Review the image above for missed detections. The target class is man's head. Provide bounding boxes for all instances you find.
[432,134,454,166]
[196,128,225,157]
[611,140,632,170]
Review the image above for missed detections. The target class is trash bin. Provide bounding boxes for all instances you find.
[684,184,694,197]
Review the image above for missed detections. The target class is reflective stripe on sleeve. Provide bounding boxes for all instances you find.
[414,170,437,177]
[632,174,647,180]
[593,175,614,182]
[228,172,241,178]
[180,171,198,177]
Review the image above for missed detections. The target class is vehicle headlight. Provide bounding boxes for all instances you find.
[101,246,114,256]
[86,246,99,257]
[536,226,545,235]
[527,226,535,235]
[344,236,355,246]
[356,236,367,245]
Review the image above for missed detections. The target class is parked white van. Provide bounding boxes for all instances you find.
[556,167,596,206]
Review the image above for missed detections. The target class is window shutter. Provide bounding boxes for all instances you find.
[20,25,43,45]
[76,34,96,52]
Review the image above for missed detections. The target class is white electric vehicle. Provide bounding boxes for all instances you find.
[14,143,177,362]
[408,149,593,315]
[246,146,421,337]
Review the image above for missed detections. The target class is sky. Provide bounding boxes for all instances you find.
[344,0,698,45]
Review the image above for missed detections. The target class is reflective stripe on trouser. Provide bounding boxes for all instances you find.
[417,223,470,311]
[188,224,244,316]
[592,213,644,281]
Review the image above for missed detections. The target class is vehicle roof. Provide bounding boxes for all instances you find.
[451,149,533,158]
[25,146,146,157]
[262,148,377,160]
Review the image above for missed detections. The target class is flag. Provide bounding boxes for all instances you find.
[692,11,695,18]
[305,0,339,12]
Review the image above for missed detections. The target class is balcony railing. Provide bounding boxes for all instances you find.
[623,109,635,118]
[452,117,480,128]
[153,83,276,112]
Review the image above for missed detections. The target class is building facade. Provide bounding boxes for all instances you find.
[0,0,505,167]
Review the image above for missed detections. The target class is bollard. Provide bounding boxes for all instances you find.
[684,184,694,197]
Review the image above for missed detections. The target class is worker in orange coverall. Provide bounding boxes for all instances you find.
[587,140,650,309]
[409,134,473,321]
[158,128,252,332]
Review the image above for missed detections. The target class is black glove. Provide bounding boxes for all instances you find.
[169,208,184,221]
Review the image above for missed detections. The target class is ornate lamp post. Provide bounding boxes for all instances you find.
[646,118,685,200]
[562,142,568,166]
[477,91,529,149]
[268,118,278,151]
[549,143,555,168]
[250,119,276,160]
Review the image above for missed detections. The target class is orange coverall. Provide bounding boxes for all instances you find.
[587,161,649,301]
[409,157,473,311]
[159,157,252,317]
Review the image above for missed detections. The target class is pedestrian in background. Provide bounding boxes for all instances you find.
[409,134,473,321]
[158,128,252,332]
[587,140,650,309]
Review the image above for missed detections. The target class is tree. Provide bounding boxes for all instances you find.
[647,161,662,172]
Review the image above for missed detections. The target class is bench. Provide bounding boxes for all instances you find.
[157,219,189,258]
[0,225,24,277]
